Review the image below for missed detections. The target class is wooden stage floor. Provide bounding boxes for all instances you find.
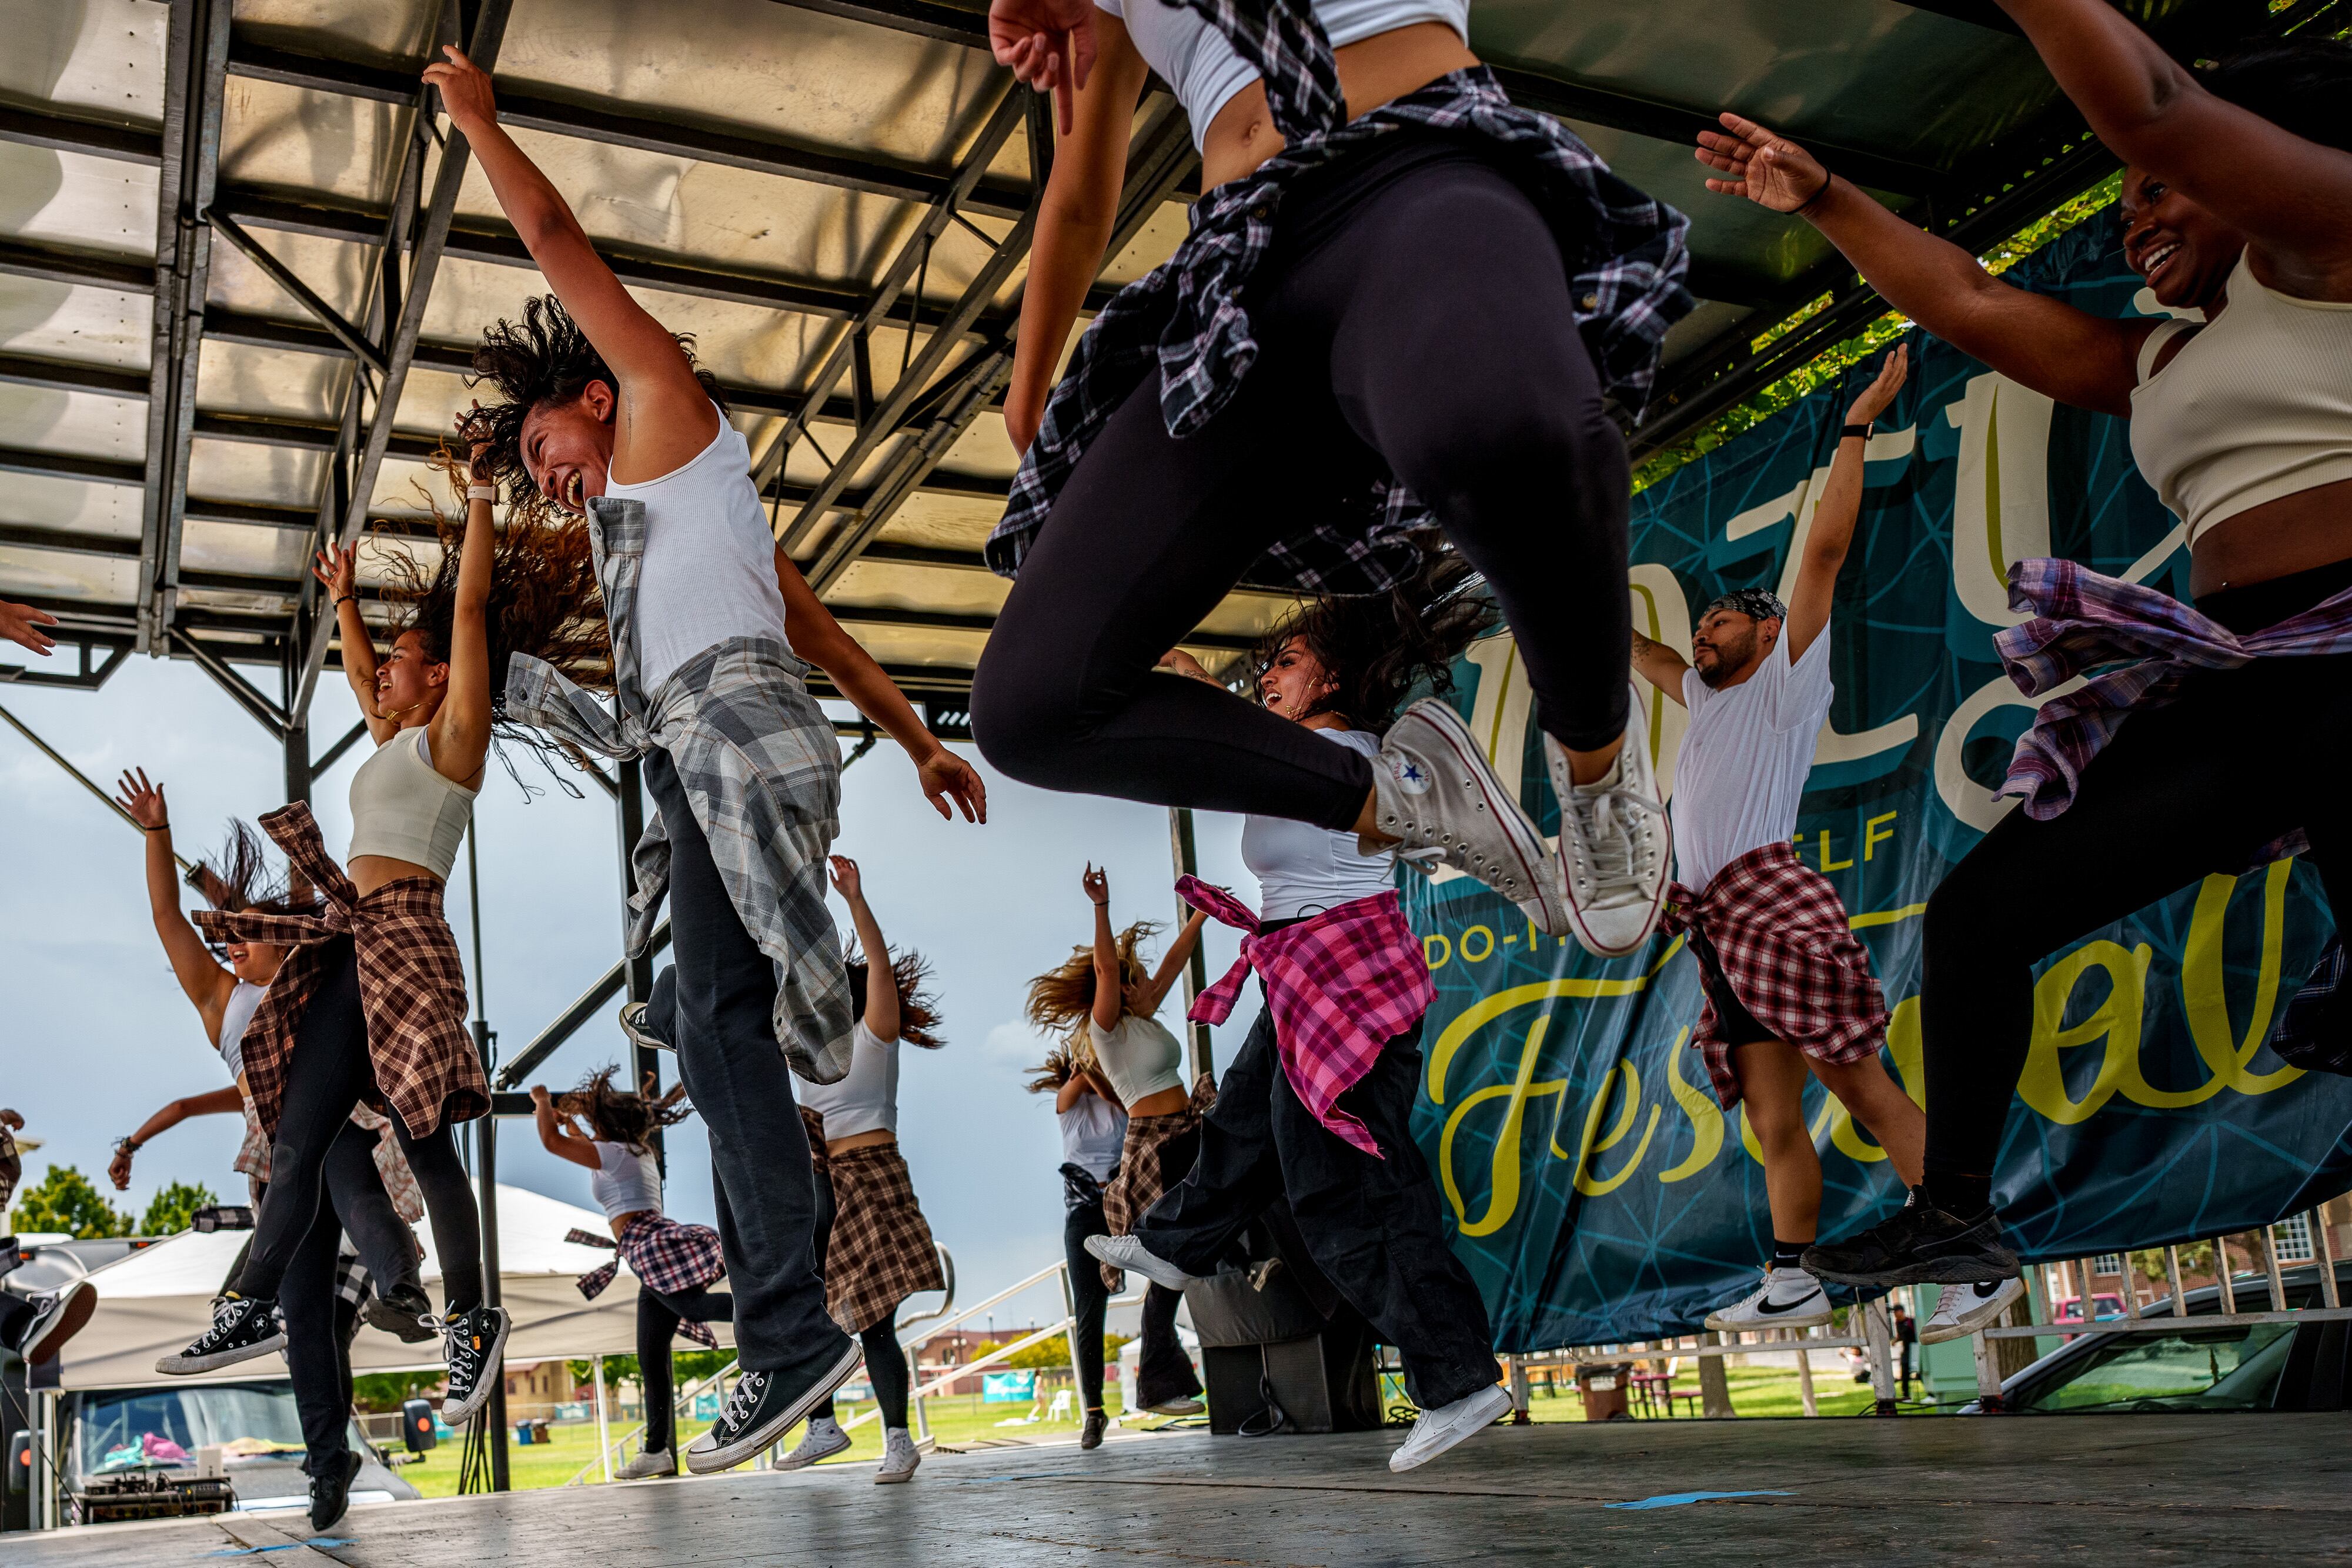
[16,1412,2352,1565]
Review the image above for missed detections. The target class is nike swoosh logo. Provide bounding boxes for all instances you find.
[1756,1292,1823,1316]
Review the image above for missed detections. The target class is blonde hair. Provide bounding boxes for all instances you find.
[1024,921,1159,1046]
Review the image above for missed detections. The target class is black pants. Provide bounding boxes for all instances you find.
[637,1283,732,1455]
[806,1166,914,1430]
[1921,560,2352,1204]
[282,1198,367,1477]
[1062,1194,1111,1412]
[643,750,848,1380]
[971,136,1632,831]
[235,940,481,1313]
[1133,1281,1200,1411]
[1137,1009,1497,1410]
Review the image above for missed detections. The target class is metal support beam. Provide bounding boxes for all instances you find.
[312,717,371,776]
[617,758,661,1152]
[171,626,289,738]
[1169,807,1213,1082]
[203,211,389,375]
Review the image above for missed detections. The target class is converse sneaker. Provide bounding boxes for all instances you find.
[617,999,673,1054]
[12,1280,96,1364]
[613,1446,677,1480]
[1544,711,1671,958]
[1389,1383,1512,1473]
[1803,1204,2019,1288]
[1080,1409,1108,1450]
[1084,1233,1197,1292]
[435,1303,511,1425]
[687,1338,862,1475]
[309,1448,361,1533]
[1921,1276,2026,1345]
[363,1282,437,1345]
[1368,700,1568,933]
[155,1292,285,1375]
[874,1427,921,1484]
[1703,1266,1833,1332]
[773,1416,851,1470]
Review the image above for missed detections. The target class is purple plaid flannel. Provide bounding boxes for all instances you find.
[572,1216,725,1348]
[1178,875,1432,1158]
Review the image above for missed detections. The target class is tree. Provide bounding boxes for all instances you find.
[352,1370,445,1413]
[140,1180,216,1236]
[990,1332,1131,1371]
[10,1165,131,1239]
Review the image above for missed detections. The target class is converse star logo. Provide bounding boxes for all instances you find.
[1388,755,1432,795]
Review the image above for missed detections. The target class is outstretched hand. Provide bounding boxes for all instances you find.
[915,746,989,824]
[421,45,498,137]
[988,0,1097,134]
[312,543,356,602]
[0,597,58,656]
[1695,113,1830,214]
[114,767,169,830]
[827,854,864,901]
[1082,863,1109,906]
[1846,343,1910,426]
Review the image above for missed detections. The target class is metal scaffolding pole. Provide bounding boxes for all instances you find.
[1168,807,1212,1081]
[617,757,663,1168]
[464,824,510,1490]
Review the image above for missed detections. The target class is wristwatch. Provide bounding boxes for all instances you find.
[1840,421,1873,441]
[113,1135,142,1157]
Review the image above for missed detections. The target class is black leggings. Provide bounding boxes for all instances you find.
[1062,1195,1111,1412]
[1922,559,2352,1209]
[808,1168,914,1431]
[236,940,484,1313]
[637,1282,732,1455]
[971,136,1632,830]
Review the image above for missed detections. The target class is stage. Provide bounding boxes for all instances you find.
[16,1412,2351,1565]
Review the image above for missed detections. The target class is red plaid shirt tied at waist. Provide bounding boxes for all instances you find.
[1177,875,1432,1158]
[570,1216,726,1348]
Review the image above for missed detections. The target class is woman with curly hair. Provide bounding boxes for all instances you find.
[531,1068,715,1481]
[420,44,988,1473]
[1026,1045,1126,1450]
[1092,551,1510,1473]
[1027,871,1209,1419]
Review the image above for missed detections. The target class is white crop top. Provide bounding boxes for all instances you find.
[590,1141,663,1222]
[2130,250,2352,548]
[1093,0,1470,152]
[1060,1093,1128,1181]
[1241,727,1394,921]
[217,979,266,1079]
[1087,1013,1185,1106]
[606,407,792,694]
[346,726,477,880]
[797,1021,900,1141]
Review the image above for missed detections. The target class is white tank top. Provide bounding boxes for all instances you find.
[346,726,476,880]
[590,1141,663,1222]
[798,1021,899,1141]
[1093,0,1469,152]
[606,407,791,694]
[2130,250,2352,547]
[1060,1094,1128,1181]
[1241,727,1395,921]
[218,979,266,1079]
[1087,1014,1185,1106]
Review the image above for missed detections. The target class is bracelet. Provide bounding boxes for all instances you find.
[1091,900,1109,907]
[143,821,170,833]
[334,594,355,609]
[1840,423,1872,440]
[114,1136,142,1156]
[466,484,497,503]
[1791,175,1834,220]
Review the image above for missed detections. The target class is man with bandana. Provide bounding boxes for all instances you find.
[1629,350,1937,1337]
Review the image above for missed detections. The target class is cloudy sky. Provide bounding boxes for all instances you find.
[2,646,1264,1336]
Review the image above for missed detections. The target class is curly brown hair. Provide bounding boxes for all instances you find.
[1023,921,1159,1047]
[846,946,947,1049]
[1253,538,1498,731]
[557,1065,695,1154]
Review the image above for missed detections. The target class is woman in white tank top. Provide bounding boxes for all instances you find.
[1026,1044,1127,1449]
[1699,18,2352,1297]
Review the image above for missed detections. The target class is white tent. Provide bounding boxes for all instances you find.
[53,1183,732,1391]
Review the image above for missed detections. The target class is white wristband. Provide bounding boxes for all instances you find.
[466,484,497,503]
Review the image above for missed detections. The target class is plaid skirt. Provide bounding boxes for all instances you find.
[1098,1076,1217,1290]
[823,1144,944,1335]
[801,1105,828,1183]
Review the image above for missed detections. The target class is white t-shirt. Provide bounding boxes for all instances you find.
[590,1141,663,1222]
[1059,1093,1128,1181]
[606,407,793,694]
[799,1021,899,1141]
[1671,629,1835,892]
[217,979,266,1079]
[1240,728,1395,921]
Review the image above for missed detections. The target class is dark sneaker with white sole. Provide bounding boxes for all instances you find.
[617,1000,673,1054]
[364,1283,437,1345]
[155,1293,285,1375]
[12,1280,98,1364]
[436,1304,511,1425]
[687,1338,862,1475]
[1803,1204,2019,1288]
[309,1448,362,1533]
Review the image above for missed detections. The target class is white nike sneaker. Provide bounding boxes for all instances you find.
[1369,700,1569,934]
[1921,1276,2026,1344]
[1083,1233,1198,1292]
[1388,1383,1513,1473]
[773,1415,851,1470]
[874,1427,921,1485]
[1703,1266,1833,1332]
[1544,708,1671,958]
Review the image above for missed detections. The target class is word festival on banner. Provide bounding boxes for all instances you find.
[1398,225,2349,1351]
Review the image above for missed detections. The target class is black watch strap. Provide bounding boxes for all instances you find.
[1841,422,1872,440]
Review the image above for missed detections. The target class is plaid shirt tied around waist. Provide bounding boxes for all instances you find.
[504,494,856,1085]
[193,802,487,1142]
[570,1215,727,1348]
[1661,842,1889,1109]
[1177,875,1432,1157]
[985,0,1690,597]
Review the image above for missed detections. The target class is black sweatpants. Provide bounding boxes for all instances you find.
[971,135,1632,831]
[1137,1009,1497,1411]
[638,1282,733,1455]
[281,1192,368,1478]
[235,940,481,1313]
[1921,560,2352,1208]
[807,1165,913,1430]
[1062,1192,1111,1412]
[643,750,849,1382]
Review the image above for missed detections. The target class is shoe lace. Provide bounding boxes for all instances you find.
[720,1371,767,1431]
[1566,785,1658,901]
[426,1312,480,1380]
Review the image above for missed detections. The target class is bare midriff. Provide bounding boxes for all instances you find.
[1197,21,1479,191]
[349,855,441,899]
[826,1128,897,1158]
[2187,477,2352,598]
[612,1208,653,1242]
[1124,1086,1191,1119]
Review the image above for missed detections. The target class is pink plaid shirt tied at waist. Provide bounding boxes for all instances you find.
[569,1216,726,1348]
[1177,875,1432,1158]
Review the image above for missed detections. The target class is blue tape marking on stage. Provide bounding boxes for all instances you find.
[1605,1490,1793,1510]
[198,1542,354,1557]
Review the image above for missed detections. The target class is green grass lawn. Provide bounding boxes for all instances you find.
[1496,1361,1941,1424]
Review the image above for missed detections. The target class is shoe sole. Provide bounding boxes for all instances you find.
[362,1297,436,1344]
[438,1312,513,1427]
[1919,1279,2027,1345]
[773,1432,853,1471]
[155,1329,287,1376]
[687,1339,864,1475]
[1083,1237,1195,1293]
[1805,1248,2020,1289]
[1549,740,1671,959]
[1703,1302,1833,1332]
[24,1283,96,1364]
[874,1460,920,1485]
[617,1007,674,1054]
[1400,702,1567,935]
[310,1452,362,1534]
[1389,1386,1513,1473]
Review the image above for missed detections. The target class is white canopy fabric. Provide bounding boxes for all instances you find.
[52,1182,732,1390]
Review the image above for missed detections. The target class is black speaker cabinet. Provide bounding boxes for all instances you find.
[1189,1263,1382,1436]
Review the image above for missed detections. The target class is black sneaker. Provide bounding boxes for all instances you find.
[364,1283,437,1345]
[685,1337,861,1475]
[309,1447,362,1533]
[12,1281,96,1364]
[1803,1204,2019,1287]
[1080,1410,1107,1451]
[617,1000,674,1054]
[436,1304,511,1425]
[154,1293,286,1375]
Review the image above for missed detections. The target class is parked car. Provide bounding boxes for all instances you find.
[1964,1262,2352,1415]
[62,1380,419,1519]
[2050,1293,2129,1324]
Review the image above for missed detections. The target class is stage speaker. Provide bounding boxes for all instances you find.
[1188,1263,1382,1436]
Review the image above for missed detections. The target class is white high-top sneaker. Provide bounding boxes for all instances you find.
[1544,702,1671,958]
[1368,700,1568,933]
[774,1415,851,1470]
[1703,1266,1833,1331]
[875,1427,921,1485]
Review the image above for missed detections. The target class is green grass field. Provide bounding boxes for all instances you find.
[1504,1360,1939,1423]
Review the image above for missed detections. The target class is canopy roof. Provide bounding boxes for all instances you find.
[0,0,2284,738]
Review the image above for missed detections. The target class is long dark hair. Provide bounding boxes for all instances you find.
[558,1065,694,1155]
[846,947,946,1049]
[186,820,319,926]
[2199,39,2352,156]
[1254,539,1498,730]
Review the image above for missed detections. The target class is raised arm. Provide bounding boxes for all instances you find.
[1054,1066,1125,1114]
[108,1087,247,1190]
[1785,345,1909,663]
[312,546,396,745]
[1083,864,1124,1032]
[828,855,900,1043]
[1130,907,1208,1021]
[113,769,238,1039]
[1629,630,1692,707]
[1996,0,2352,281]
[771,549,988,823]
[428,423,497,786]
[529,1085,604,1170]
[1697,116,2146,416]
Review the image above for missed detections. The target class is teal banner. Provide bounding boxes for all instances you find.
[1405,225,2350,1351]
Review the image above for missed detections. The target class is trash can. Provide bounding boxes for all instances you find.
[1575,1362,1633,1422]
